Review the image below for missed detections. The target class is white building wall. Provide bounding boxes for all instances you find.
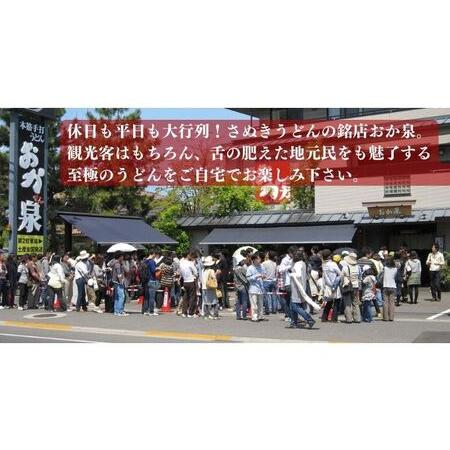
[315,108,450,214]
[315,184,450,214]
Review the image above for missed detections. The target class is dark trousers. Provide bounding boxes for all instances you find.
[430,271,441,300]
[280,285,291,318]
[76,278,87,311]
[155,289,164,309]
[143,280,158,314]
[0,279,8,306]
[18,283,28,307]
[408,285,419,303]
[7,281,17,307]
[235,289,248,319]
[104,289,114,313]
[48,286,67,311]
[182,282,197,316]
[219,280,229,308]
[322,298,340,322]
[27,283,40,308]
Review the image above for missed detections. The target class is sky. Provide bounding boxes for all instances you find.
[62,108,250,120]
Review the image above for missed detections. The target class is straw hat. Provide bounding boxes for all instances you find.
[78,250,90,260]
[203,256,215,267]
[344,252,358,265]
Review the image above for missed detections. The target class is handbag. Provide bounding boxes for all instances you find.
[206,269,218,289]
[48,272,62,289]
[341,266,353,294]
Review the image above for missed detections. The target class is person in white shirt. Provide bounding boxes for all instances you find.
[47,255,67,311]
[382,257,398,321]
[289,250,317,329]
[179,251,198,317]
[277,245,297,320]
[426,243,445,301]
[74,250,90,312]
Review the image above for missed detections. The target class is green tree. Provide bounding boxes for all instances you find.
[60,108,153,218]
[167,186,266,217]
[151,192,191,254]
[291,186,315,209]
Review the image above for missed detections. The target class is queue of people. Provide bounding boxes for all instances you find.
[0,243,446,329]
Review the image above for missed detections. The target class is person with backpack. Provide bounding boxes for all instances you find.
[234,259,249,320]
[201,256,219,319]
[341,252,362,324]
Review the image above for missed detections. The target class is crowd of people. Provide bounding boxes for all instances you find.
[0,242,446,329]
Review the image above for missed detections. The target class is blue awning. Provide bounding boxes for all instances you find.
[58,212,176,245]
[200,224,356,245]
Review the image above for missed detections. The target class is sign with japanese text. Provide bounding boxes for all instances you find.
[59,119,443,189]
[15,115,46,255]
[367,205,412,218]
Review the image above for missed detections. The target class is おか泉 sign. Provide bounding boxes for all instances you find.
[13,113,47,255]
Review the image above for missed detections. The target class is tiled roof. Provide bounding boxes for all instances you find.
[177,207,450,228]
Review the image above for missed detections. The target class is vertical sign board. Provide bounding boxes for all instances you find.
[8,111,48,255]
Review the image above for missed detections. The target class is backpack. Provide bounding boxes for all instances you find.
[140,262,150,284]
[375,269,384,288]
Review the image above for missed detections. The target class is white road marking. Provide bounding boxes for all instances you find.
[0,332,100,343]
[426,309,450,320]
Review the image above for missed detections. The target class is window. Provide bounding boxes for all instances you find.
[384,175,411,197]
[439,144,450,162]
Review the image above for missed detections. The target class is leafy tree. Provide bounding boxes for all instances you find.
[291,186,315,210]
[59,108,153,217]
[166,186,265,217]
[151,191,191,254]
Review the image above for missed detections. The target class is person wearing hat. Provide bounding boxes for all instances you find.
[74,250,90,312]
[201,256,219,319]
[341,252,362,323]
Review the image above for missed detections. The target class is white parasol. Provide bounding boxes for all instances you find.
[232,246,258,267]
[106,243,137,253]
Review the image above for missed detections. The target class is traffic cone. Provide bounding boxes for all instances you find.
[328,308,333,321]
[53,295,61,311]
[161,287,171,313]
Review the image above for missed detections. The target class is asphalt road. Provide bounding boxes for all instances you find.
[0,288,449,343]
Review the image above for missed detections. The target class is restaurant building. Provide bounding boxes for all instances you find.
[178,108,450,262]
